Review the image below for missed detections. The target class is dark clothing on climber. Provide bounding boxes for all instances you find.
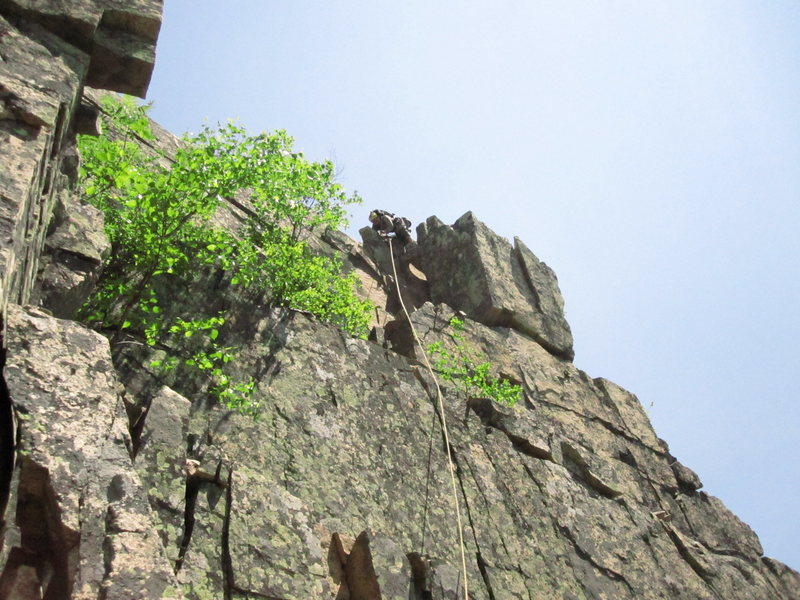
[369,209,413,245]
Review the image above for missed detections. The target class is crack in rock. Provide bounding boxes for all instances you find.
[557,523,635,597]
[560,442,624,500]
[467,397,554,462]
[175,459,226,574]
[447,443,495,600]
[664,525,726,600]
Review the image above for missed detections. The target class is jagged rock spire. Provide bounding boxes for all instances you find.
[417,212,574,360]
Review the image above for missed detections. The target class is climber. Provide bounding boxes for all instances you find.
[368,209,414,246]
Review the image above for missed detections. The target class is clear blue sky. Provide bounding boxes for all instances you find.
[148,1,800,571]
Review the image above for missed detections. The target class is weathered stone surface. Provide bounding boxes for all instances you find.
[133,385,191,574]
[2,0,162,97]
[0,14,87,318]
[0,0,161,327]
[86,18,159,96]
[764,557,800,599]
[33,190,110,318]
[671,457,703,493]
[0,1,175,596]
[417,212,575,360]
[2,0,106,43]
[344,530,413,600]
[107,294,798,599]
[1,305,181,599]
[316,226,394,329]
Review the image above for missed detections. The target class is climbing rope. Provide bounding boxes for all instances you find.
[387,237,469,600]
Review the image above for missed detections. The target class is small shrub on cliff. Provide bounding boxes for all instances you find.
[78,94,371,413]
[427,317,522,407]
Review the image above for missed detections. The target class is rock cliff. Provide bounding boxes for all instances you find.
[1,3,799,599]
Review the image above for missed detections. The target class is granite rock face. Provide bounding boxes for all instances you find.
[0,305,180,599]
[0,13,88,319]
[0,0,161,320]
[359,225,429,319]
[0,1,165,597]
[111,295,800,600]
[417,212,575,360]
[1,0,161,96]
[32,190,110,318]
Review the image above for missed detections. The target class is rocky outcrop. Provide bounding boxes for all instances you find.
[417,212,574,360]
[359,225,429,319]
[110,294,799,600]
[32,190,110,319]
[0,0,161,96]
[0,305,180,599]
[0,14,87,319]
[0,0,161,320]
[0,1,164,598]
[1,2,799,598]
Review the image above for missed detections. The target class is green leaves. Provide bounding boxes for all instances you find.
[78,93,373,416]
[179,120,371,337]
[427,317,522,407]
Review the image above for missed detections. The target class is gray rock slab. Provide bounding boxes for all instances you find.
[33,190,110,319]
[2,305,182,599]
[0,15,87,314]
[2,0,161,97]
[114,304,798,599]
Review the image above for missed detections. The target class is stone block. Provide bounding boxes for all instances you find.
[417,212,574,360]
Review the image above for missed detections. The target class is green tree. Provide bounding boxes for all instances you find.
[78,94,372,414]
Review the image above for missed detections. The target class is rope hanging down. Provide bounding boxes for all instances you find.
[387,238,469,600]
